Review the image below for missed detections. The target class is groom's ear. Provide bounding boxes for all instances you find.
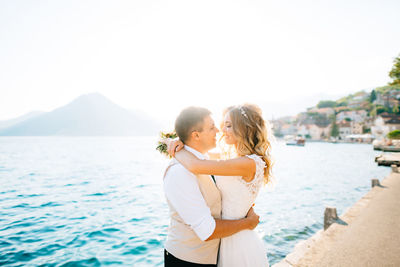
[190,130,201,141]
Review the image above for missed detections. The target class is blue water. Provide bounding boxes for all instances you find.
[0,137,390,266]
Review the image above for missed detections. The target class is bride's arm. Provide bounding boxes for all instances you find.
[208,152,221,160]
[174,149,255,181]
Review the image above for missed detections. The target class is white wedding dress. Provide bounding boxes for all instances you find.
[216,154,269,267]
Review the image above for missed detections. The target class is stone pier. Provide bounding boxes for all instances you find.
[273,172,400,267]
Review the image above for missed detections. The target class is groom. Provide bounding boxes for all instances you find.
[163,106,260,266]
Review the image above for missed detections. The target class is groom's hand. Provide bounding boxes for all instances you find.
[245,207,260,230]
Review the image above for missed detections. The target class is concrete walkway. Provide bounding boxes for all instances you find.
[275,172,400,267]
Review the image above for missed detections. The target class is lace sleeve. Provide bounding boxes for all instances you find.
[243,154,265,195]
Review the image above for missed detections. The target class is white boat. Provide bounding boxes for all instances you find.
[284,135,305,146]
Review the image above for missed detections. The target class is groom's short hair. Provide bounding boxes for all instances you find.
[175,106,211,143]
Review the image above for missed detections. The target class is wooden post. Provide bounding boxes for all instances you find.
[391,164,398,173]
[372,179,380,187]
[324,207,338,230]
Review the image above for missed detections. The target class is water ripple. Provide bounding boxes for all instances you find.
[36,243,65,257]
[122,245,148,255]
[39,202,62,208]
[1,250,36,264]
[17,193,44,198]
[58,257,101,267]
[66,235,87,247]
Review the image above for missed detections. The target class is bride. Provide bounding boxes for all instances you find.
[168,104,272,267]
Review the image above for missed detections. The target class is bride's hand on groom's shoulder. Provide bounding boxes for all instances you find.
[245,207,260,230]
[167,139,184,157]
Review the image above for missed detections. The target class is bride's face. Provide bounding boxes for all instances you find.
[222,113,238,145]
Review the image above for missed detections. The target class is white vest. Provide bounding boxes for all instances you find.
[164,159,222,264]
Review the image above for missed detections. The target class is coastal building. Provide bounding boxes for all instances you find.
[379,112,400,122]
[346,92,369,110]
[378,93,400,109]
[308,107,335,116]
[363,117,375,129]
[334,106,349,113]
[297,124,331,140]
[385,117,400,132]
[336,110,368,123]
[321,125,331,139]
[281,123,297,136]
[308,124,322,140]
[371,116,387,140]
[297,124,308,139]
[271,118,298,137]
[338,121,351,140]
[351,122,363,135]
[347,99,366,109]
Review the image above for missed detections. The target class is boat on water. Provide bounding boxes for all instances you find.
[284,135,305,146]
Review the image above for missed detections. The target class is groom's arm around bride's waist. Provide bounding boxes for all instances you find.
[205,207,259,241]
[164,164,260,241]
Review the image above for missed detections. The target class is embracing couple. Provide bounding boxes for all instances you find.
[162,104,272,267]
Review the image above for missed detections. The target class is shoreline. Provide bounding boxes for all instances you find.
[275,138,373,145]
[272,170,400,267]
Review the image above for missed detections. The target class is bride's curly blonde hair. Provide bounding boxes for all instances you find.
[220,104,273,185]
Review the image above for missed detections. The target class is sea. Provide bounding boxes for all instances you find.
[0,137,390,266]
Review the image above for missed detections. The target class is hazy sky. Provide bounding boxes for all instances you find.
[1,0,399,125]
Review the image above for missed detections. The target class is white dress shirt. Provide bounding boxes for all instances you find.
[163,145,216,241]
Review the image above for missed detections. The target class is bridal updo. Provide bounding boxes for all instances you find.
[221,104,273,185]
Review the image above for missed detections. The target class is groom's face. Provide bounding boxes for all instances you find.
[198,115,219,151]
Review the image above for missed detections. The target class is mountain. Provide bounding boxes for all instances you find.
[0,111,45,130]
[0,93,161,136]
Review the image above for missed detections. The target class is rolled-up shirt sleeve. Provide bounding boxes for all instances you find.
[164,165,216,241]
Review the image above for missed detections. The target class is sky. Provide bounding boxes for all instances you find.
[1,0,400,126]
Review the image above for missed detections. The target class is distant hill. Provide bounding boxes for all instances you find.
[0,93,161,136]
[0,111,45,130]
